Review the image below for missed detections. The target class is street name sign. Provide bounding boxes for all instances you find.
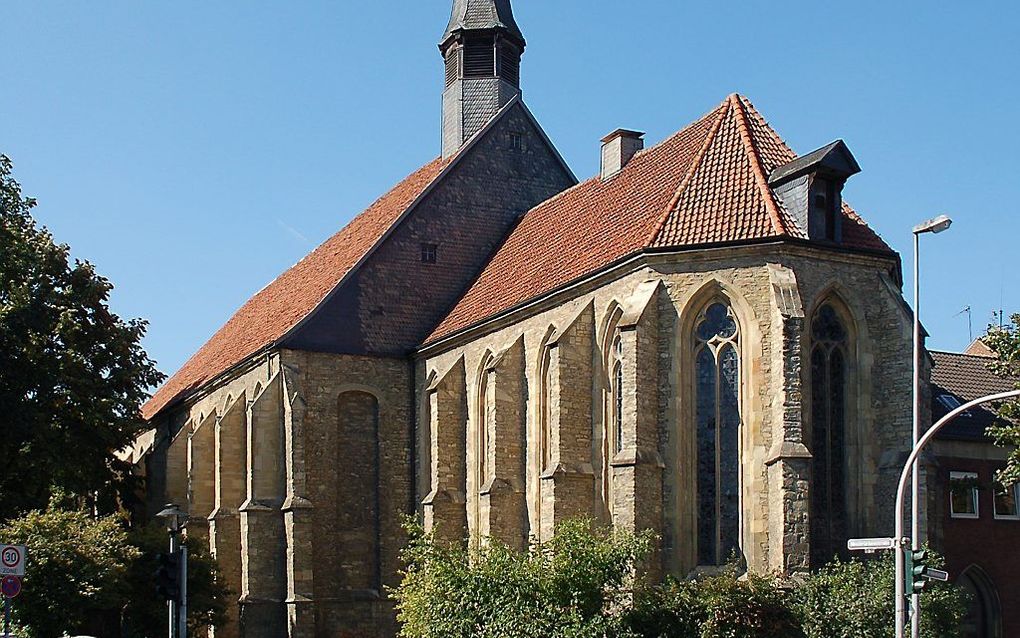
[921,567,949,582]
[0,576,20,599]
[847,537,898,552]
[0,546,25,577]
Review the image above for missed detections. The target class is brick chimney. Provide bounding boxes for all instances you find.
[601,129,644,179]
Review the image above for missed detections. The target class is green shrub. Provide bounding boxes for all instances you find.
[626,566,802,638]
[393,520,965,638]
[0,500,139,638]
[795,554,965,638]
[391,519,650,638]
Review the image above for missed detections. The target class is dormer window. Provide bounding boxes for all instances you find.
[768,140,861,244]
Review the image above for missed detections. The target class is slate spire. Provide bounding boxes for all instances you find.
[440,0,526,158]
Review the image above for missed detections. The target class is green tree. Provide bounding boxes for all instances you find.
[0,498,140,638]
[982,313,1020,485]
[0,154,165,518]
[796,554,965,638]
[0,500,230,638]
[122,523,230,637]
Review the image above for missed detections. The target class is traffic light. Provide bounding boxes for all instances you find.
[905,548,949,598]
[909,549,929,594]
[155,551,181,601]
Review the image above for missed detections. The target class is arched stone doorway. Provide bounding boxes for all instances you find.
[958,565,1002,638]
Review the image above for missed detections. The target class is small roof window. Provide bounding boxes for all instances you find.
[937,393,972,417]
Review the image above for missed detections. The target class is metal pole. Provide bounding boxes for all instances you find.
[911,231,921,638]
[893,389,1020,638]
[169,532,178,638]
[4,597,10,638]
[178,546,188,638]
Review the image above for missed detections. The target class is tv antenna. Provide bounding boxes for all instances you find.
[955,306,973,343]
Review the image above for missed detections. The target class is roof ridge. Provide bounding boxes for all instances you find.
[730,93,790,236]
[645,98,731,245]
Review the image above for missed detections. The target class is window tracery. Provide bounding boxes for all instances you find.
[809,303,850,567]
[694,302,741,566]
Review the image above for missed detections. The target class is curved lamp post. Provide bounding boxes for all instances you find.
[894,389,1020,638]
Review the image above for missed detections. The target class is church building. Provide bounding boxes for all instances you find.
[139,1,919,636]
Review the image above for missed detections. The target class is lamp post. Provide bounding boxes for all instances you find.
[894,389,1020,638]
[910,215,951,638]
[156,503,189,638]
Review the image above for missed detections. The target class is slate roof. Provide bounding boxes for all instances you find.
[442,0,524,44]
[427,94,893,344]
[931,350,1016,441]
[142,157,450,419]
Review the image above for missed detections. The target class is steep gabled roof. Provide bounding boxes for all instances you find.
[142,156,450,419]
[931,350,1017,440]
[427,94,893,345]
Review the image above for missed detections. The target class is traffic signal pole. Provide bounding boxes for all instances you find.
[179,547,187,638]
[893,388,1020,638]
[168,532,178,638]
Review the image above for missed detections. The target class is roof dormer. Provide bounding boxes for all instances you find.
[769,140,861,243]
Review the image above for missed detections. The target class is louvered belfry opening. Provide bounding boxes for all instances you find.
[463,35,496,78]
[498,41,520,87]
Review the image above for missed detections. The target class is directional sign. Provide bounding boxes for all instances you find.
[0,546,25,577]
[921,567,949,582]
[1,575,21,599]
[847,537,898,552]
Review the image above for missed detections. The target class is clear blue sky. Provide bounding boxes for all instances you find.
[3,1,1017,378]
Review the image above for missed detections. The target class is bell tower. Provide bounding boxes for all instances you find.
[440,0,526,158]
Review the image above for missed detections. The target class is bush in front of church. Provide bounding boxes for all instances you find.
[392,518,652,638]
[626,567,802,637]
[795,553,966,638]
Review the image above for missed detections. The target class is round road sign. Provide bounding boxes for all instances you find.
[1,575,21,599]
[1,547,18,568]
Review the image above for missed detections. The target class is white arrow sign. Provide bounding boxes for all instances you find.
[0,545,26,577]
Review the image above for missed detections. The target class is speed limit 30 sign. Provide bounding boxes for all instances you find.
[0,545,26,577]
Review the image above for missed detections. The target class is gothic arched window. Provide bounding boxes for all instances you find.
[611,334,624,455]
[694,302,741,566]
[539,345,553,473]
[809,303,849,567]
[478,366,493,492]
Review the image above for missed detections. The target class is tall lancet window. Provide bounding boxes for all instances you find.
[694,302,741,566]
[809,304,849,567]
[611,335,625,455]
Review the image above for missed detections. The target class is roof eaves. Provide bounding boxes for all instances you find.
[731,94,789,237]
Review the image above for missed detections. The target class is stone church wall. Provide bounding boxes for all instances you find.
[418,244,913,578]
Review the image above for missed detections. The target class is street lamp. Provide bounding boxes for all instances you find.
[156,504,189,638]
[909,214,952,638]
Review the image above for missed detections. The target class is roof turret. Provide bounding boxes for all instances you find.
[441,0,525,49]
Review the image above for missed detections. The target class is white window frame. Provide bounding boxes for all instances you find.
[993,482,1020,521]
[949,471,980,519]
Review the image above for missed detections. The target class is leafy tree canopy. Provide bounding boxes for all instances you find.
[0,154,164,518]
[983,313,1020,484]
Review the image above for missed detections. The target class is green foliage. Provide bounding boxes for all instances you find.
[0,501,229,638]
[122,523,230,637]
[983,313,1020,485]
[0,499,140,638]
[391,518,650,638]
[0,154,165,519]
[796,554,965,638]
[395,521,967,638]
[627,567,802,638]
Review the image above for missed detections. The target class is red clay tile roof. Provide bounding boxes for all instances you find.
[143,156,450,419]
[426,94,892,344]
[930,350,1017,440]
